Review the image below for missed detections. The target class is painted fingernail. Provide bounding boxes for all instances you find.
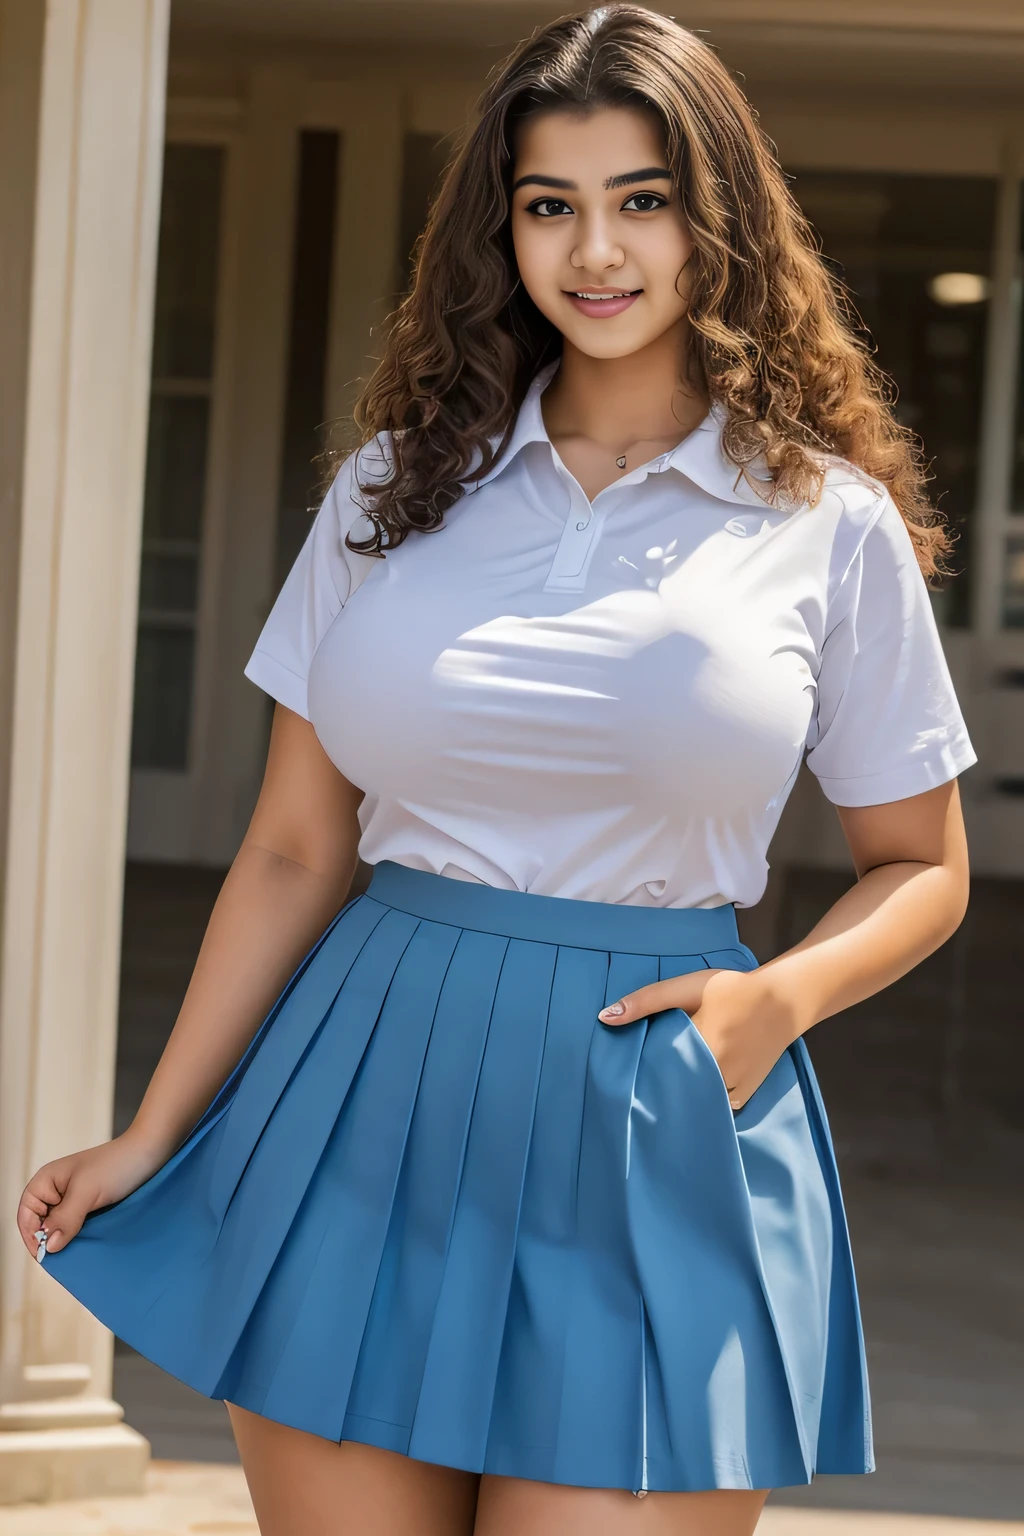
[599,1001,626,1019]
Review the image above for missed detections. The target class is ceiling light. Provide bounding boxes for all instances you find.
[928,272,991,306]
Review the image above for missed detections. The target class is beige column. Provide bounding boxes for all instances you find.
[0,0,170,1504]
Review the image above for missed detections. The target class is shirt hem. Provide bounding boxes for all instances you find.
[812,737,979,808]
[243,650,309,720]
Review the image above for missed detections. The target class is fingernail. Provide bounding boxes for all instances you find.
[599,1001,626,1019]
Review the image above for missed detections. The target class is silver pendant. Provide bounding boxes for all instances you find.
[616,454,627,469]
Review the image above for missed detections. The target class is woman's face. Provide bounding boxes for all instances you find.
[510,105,694,360]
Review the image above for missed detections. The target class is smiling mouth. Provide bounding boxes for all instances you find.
[566,289,642,300]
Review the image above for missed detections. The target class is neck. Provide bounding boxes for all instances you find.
[540,318,708,450]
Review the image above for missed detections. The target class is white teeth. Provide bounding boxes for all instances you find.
[574,291,633,299]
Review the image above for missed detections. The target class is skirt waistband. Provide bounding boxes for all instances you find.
[365,861,742,957]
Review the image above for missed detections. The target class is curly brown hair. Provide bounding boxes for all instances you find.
[345,2,951,581]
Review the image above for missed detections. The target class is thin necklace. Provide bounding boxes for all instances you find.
[613,438,661,471]
[614,416,704,469]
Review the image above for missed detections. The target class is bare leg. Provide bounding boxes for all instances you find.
[474,1476,768,1536]
[226,1401,480,1536]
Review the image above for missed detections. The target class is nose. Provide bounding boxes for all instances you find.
[570,209,625,277]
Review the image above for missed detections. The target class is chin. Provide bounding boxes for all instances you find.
[564,329,665,360]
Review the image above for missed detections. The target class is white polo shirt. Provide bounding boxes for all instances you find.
[244,360,978,910]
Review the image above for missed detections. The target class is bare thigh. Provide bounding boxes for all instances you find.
[226,1401,479,1536]
[473,1477,769,1536]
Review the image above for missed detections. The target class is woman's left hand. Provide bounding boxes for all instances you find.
[598,967,798,1110]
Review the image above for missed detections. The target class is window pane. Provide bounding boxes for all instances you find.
[139,552,199,614]
[150,145,225,381]
[789,172,996,627]
[142,394,210,544]
[130,628,196,771]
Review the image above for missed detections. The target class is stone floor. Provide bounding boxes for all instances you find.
[25,858,1017,1531]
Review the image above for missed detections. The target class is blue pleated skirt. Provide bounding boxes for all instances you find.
[41,861,873,1493]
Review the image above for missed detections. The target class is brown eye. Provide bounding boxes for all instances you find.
[622,192,667,213]
[526,197,573,218]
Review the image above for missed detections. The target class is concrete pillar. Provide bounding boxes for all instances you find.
[0,0,170,1503]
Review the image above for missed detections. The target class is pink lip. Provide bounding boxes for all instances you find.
[564,289,641,318]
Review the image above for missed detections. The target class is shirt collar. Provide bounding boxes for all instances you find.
[468,359,776,509]
[469,359,561,490]
[662,402,777,508]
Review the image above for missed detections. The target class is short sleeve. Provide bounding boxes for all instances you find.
[243,438,388,719]
[804,490,978,806]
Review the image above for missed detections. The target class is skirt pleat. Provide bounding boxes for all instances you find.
[787,1040,873,1473]
[206,897,404,1225]
[344,928,511,1448]
[627,1001,810,1489]
[405,937,557,1467]
[199,906,427,1397]
[227,916,461,1431]
[541,949,656,1489]
[40,863,873,1493]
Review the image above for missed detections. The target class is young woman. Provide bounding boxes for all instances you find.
[20,6,976,1534]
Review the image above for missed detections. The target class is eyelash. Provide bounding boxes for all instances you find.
[525,191,668,217]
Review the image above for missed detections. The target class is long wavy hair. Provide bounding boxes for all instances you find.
[345,2,951,580]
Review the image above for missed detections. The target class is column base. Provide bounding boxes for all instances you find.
[0,1423,149,1504]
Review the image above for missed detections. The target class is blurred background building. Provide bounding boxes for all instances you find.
[0,0,1021,1519]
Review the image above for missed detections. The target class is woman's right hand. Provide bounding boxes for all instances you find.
[16,1130,170,1258]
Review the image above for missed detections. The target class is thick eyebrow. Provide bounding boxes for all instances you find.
[510,167,672,194]
[511,173,576,193]
[604,166,672,189]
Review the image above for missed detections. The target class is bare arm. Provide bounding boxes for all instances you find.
[751,778,969,1027]
[18,704,362,1253]
[129,704,363,1155]
[597,778,971,1108]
